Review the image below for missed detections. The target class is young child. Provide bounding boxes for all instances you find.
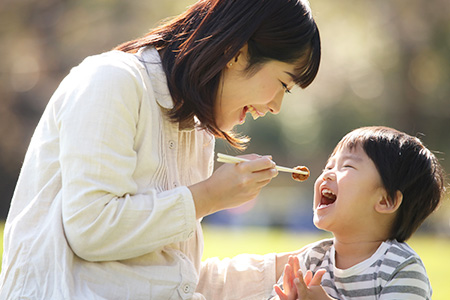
[272,126,445,300]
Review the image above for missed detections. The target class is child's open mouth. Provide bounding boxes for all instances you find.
[318,188,337,209]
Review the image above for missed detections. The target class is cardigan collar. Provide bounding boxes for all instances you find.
[137,47,196,131]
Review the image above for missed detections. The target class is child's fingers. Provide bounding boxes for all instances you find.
[273,284,288,300]
[294,270,309,298]
[310,269,327,286]
[283,264,294,294]
[292,256,300,279]
[303,270,313,286]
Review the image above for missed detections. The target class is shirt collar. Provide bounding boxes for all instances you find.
[137,47,173,110]
[137,47,196,131]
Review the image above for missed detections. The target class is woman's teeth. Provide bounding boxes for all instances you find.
[247,106,260,120]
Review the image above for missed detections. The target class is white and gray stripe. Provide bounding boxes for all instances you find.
[272,238,431,299]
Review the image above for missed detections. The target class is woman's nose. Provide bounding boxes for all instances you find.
[268,92,284,115]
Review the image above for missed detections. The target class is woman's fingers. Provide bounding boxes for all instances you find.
[228,156,278,187]
[234,155,277,174]
[190,154,278,218]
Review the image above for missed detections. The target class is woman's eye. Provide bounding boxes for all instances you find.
[281,82,291,94]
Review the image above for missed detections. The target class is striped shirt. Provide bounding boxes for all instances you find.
[273,238,431,299]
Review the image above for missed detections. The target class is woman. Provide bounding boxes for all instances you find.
[0,0,320,299]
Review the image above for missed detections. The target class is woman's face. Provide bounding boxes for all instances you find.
[215,46,297,132]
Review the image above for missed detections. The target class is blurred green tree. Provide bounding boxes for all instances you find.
[0,1,448,229]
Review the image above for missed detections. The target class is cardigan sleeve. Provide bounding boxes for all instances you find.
[55,54,197,262]
[197,253,277,300]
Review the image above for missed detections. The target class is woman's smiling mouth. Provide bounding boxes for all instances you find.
[239,106,264,124]
[247,105,264,120]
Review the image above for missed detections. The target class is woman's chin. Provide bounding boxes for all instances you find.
[217,120,241,132]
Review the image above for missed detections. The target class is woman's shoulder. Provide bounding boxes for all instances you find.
[71,50,146,80]
[54,50,151,101]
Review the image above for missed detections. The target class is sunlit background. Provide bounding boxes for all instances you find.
[1,0,449,297]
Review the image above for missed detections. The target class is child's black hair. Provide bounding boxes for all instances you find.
[333,126,445,242]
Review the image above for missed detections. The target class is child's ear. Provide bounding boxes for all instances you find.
[375,190,403,214]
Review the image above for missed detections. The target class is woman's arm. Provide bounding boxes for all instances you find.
[58,58,197,262]
[197,253,277,299]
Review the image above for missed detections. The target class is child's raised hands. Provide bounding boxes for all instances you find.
[274,256,300,300]
[294,269,332,300]
[274,256,333,300]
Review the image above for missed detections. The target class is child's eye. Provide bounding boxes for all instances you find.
[281,82,291,94]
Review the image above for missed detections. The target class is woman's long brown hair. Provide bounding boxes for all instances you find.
[115,0,321,149]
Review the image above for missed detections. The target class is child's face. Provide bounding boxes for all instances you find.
[313,145,387,237]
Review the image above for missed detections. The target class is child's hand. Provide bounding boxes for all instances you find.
[294,269,333,300]
[274,264,296,300]
[273,256,300,300]
[274,255,333,300]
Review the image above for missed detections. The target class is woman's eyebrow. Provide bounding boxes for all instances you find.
[284,71,295,80]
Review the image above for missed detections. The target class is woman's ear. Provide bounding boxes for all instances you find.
[375,190,403,214]
[226,44,248,69]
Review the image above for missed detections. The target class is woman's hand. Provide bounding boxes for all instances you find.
[189,154,278,218]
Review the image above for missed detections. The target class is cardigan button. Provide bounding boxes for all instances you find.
[168,140,176,149]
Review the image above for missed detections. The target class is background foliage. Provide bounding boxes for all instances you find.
[0,0,449,240]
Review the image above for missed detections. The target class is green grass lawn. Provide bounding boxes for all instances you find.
[202,225,450,300]
[0,223,448,299]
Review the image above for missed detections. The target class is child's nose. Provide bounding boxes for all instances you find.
[322,171,336,181]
